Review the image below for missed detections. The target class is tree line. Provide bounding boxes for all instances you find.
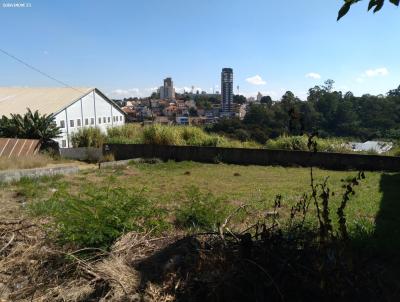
[207,81,400,144]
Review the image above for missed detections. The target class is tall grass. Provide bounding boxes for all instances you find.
[71,124,392,155]
[107,124,142,143]
[105,124,261,148]
[70,127,106,148]
[0,154,56,170]
[266,135,351,153]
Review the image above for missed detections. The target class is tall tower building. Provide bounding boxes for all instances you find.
[159,77,175,100]
[221,68,233,115]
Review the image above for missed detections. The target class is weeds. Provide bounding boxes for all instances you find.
[175,186,230,231]
[14,175,65,199]
[30,185,168,248]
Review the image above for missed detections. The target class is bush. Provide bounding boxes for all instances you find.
[175,186,229,231]
[70,127,106,148]
[29,185,168,248]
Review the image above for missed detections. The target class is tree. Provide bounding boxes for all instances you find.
[189,107,198,117]
[0,108,61,144]
[387,85,400,97]
[338,0,399,21]
[233,95,246,105]
[323,79,335,93]
[260,96,273,107]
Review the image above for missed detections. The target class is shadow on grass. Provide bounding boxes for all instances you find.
[375,173,400,255]
[132,173,400,301]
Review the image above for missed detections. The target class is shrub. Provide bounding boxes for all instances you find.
[175,186,229,231]
[29,185,168,248]
[70,127,106,148]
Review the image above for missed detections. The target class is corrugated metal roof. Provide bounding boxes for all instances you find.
[0,87,94,116]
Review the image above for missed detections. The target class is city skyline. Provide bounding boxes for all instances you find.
[1,0,399,100]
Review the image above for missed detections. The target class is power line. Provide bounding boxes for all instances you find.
[0,47,85,93]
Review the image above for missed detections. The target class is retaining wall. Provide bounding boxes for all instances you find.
[0,165,79,183]
[60,147,102,162]
[104,144,400,172]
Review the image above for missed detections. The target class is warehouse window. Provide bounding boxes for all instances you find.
[103,117,106,123]
[120,116,123,121]
[61,140,67,148]
[98,117,102,124]
[91,118,95,125]
[108,117,110,123]
[60,120,65,128]
[70,120,74,127]
[85,118,89,126]
[77,119,81,127]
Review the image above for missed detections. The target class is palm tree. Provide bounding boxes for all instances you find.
[0,108,61,144]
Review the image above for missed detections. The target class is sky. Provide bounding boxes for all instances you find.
[0,0,399,100]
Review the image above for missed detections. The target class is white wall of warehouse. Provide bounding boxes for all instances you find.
[53,90,125,148]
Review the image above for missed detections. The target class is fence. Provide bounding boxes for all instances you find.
[60,147,103,162]
[104,144,400,172]
[0,138,40,157]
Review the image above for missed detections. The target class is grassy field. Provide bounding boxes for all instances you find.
[2,160,397,245]
[1,161,399,301]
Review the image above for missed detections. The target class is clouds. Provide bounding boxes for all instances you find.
[175,86,203,93]
[364,67,389,77]
[356,67,389,84]
[305,72,321,80]
[246,75,266,85]
[109,88,141,98]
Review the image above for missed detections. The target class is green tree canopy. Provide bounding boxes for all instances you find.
[338,0,399,20]
[0,108,61,144]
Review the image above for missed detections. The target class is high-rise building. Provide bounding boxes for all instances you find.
[159,77,175,100]
[221,68,233,115]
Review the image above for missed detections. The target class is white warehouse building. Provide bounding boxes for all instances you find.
[0,87,125,148]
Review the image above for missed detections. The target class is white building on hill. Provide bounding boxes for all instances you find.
[0,87,125,148]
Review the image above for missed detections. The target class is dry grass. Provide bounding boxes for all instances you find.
[0,154,55,171]
[0,219,177,302]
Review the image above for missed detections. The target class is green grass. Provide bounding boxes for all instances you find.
[6,161,399,250]
[29,184,168,247]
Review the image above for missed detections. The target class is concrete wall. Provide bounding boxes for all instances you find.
[60,147,102,162]
[104,144,400,172]
[0,166,79,183]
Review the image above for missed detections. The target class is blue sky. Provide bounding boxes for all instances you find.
[0,0,399,100]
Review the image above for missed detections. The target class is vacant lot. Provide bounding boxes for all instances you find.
[1,161,399,301]
[1,161,398,239]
